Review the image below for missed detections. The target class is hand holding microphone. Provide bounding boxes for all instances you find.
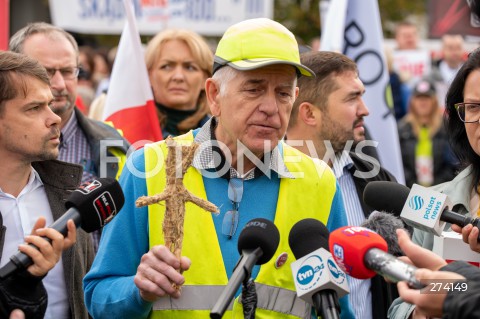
[451,223,480,253]
[0,177,125,279]
[19,216,76,278]
[396,228,464,318]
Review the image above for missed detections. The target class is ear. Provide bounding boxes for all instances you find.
[205,78,221,116]
[298,102,320,127]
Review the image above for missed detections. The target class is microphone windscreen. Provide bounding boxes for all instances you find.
[363,181,410,217]
[288,218,330,259]
[329,226,388,279]
[361,211,407,257]
[238,218,280,265]
[66,177,125,232]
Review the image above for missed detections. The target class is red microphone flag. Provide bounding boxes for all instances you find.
[329,226,388,279]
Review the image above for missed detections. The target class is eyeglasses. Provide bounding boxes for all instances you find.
[222,178,244,238]
[44,67,80,80]
[455,102,480,123]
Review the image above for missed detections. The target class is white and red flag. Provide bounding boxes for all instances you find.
[102,0,163,144]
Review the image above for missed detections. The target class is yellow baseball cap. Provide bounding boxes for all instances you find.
[213,18,315,77]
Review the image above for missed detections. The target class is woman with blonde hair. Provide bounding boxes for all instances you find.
[398,78,458,187]
[145,29,213,137]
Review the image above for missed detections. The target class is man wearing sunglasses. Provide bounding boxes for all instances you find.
[84,18,351,319]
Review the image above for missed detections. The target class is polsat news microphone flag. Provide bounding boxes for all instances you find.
[102,0,163,144]
[321,0,405,184]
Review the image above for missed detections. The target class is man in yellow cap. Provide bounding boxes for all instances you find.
[84,18,352,318]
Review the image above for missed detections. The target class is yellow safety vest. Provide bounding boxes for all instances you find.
[145,132,337,319]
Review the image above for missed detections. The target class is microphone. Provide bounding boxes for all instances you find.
[364,181,479,237]
[0,177,124,279]
[210,218,280,319]
[361,211,407,257]
[329,226,425,289]
[289,219,349,319]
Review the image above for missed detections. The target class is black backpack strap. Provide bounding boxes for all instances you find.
[0,212,6,262]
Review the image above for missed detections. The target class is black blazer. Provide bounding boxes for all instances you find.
[348,152,399,319]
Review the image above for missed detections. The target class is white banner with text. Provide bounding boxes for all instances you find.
[49,0,273,35]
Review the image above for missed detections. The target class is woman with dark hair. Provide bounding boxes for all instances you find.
[444,47,480,253]
[388,48,480,318]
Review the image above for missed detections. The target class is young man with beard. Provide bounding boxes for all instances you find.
[9,23,129,251]
[287,51,397,319]
[0,50,93,318]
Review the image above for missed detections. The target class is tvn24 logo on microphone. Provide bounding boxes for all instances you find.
[296,254,325,290]
[290,248,349,303]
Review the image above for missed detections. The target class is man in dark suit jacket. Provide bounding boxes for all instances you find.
[9,22,130,252]
[287,50,398,319]
[0,50,93,318]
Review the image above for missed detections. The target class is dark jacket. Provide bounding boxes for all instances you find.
[0,160,94,319]
[442,261,480,319]
[75,107,130,179]
[0,208,48,319]
[0,270,47,319]
[349,152,399,319]
[397,120,457,188]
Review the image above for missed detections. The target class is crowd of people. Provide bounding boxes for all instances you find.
[2,7,480,319]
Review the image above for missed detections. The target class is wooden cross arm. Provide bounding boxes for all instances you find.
[186,192,219,214]
[135,192,170,207]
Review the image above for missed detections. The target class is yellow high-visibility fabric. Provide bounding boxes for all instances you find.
[146,132,337,319]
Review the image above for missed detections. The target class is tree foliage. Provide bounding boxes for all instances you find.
[274,0,427,46]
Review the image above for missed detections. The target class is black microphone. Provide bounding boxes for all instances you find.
[210,218,280,319]
[0,177,124,278]
[364,181,480,233]
[289,219,346,319]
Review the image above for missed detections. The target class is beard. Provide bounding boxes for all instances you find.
[4,127,60,163]
[319,113,356,153]
[51,89,74,117]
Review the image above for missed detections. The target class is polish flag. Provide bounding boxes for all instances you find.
[102,0,163,145]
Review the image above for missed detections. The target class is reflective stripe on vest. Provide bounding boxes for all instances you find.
[152,283,310,318]
[145,132,336,319]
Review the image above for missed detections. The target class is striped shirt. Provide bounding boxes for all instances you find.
[332,151,372,319]
[58,111,94,183]
[58,111,99,250]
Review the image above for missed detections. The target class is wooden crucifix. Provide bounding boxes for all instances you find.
[136,137,219,290]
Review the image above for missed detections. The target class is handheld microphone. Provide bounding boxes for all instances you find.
[0,177,124,279]
[329,226,425,289]
[289,219,348,319]
[361,211,407,257]
[364,181,479,237]
[210,218,280,319]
